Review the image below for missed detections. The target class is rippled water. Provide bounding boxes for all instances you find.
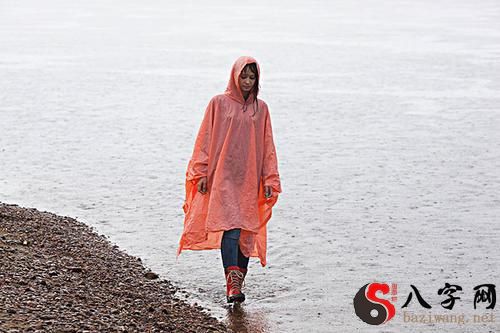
[1,0,500,332]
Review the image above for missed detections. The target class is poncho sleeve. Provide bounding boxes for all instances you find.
[186,98,215,182]
[182,98,215,216]
[261,108,282,194]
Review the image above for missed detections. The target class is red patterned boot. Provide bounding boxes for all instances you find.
[239,267,248,289]
[224,266,245,303]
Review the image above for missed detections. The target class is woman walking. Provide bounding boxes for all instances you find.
[177,56,282,303]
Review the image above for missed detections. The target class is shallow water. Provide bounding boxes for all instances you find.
[1,0,500,332]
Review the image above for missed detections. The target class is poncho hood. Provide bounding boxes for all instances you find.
[224,55,260,105]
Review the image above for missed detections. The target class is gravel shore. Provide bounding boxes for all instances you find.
[0,202,228,333]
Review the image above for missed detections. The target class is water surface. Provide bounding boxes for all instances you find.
[1,0,499,331]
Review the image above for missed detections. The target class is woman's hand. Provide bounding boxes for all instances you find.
[197,177,208,194]
[264,185,272,198]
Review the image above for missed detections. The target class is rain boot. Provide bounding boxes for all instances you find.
[239,267,248,289]
[224,266,245,303]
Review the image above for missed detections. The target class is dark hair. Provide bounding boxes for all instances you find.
[242,63,260,116]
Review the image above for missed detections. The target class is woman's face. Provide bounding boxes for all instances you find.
[238,66,256,95]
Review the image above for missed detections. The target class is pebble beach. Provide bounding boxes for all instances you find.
[0,202,228,332]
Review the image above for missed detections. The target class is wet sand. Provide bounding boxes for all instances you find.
[0,202,228,332]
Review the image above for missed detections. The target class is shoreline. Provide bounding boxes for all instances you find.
[0,202,228,332]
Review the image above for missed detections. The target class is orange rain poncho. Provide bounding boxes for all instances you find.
[177,56,282,267]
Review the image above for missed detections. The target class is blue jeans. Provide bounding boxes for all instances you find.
[221,228,249,269]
